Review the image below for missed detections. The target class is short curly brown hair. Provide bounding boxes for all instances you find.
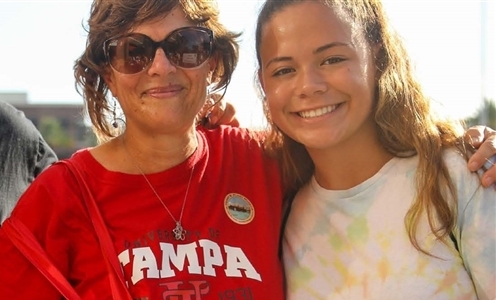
[74,0,240,141]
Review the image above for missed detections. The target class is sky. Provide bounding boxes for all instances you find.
[0,0,494,128]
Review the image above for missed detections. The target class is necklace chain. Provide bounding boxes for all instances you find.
[123,140,195,241]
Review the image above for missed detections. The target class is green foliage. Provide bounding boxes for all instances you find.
[464,98,496,129]
[38,116,74,147]
[83,127,98,146]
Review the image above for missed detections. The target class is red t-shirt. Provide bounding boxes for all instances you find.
[0,126,284,299]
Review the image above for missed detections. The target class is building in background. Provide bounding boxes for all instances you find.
[0,92,95,159]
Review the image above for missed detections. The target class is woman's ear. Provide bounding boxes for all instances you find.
[208,54,218,73]
[103,69,118,98]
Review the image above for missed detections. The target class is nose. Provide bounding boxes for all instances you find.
[296,67,327,98]
[147,48,177,76]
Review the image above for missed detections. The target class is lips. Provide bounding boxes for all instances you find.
[144,85,184,96]
[297,104,339,118]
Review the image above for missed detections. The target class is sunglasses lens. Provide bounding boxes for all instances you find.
[106,35,154,74]
[105,27,213,74]
[164,28,212,69]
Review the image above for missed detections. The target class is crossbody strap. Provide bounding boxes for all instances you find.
[59,159,132,300]
[3,217,82,300]
[278,192,296,259]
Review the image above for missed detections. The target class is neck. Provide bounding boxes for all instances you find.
[309,136,393,191]
[121,128,198,174]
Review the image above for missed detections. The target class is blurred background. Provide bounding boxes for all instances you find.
[0,0,494,158]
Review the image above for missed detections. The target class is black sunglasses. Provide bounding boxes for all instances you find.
[103,26,214,74]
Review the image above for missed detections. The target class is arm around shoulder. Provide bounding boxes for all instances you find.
[453,157,496,299]
[466,125,496,189]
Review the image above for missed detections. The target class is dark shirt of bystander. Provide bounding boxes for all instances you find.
[0,101,57,224]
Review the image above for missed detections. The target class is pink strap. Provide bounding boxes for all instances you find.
[3,217,82,300]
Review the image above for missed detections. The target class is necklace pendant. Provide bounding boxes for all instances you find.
[173,222,186,241]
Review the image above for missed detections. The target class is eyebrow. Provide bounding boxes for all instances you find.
[264,42,349,69]
[315,42,349,54]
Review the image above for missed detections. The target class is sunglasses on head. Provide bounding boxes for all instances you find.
[103,26,214,74]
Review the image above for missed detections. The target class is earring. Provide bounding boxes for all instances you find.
[196,93,216,127]
[112,99,118,128]
[207,85,214,98]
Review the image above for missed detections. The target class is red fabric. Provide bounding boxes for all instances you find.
[2,217,82,300]
[0,126,284,299]
[61,159,132,300]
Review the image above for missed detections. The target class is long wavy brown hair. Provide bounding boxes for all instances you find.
[74,0,240,142]
[255,0,473,253]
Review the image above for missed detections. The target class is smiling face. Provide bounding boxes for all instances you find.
[258,1,379,154]
[105,6,215,136]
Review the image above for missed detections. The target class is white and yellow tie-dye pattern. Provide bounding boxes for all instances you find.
[284,150,495,300]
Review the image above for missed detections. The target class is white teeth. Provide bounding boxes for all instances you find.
[298,105,337,118]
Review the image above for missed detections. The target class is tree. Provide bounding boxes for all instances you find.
[464,98,496,129]
[38,116,73,148]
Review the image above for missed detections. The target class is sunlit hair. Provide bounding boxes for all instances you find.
[255,0,473,254]
[74,0,240,142]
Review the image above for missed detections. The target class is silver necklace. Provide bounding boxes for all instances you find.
[123,142,195,241]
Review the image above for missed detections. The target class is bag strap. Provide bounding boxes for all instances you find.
[59,159,132,300]
[2,217,82,300]
[278,191,296,259]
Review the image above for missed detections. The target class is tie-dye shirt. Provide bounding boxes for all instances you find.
[283,149,495,300]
